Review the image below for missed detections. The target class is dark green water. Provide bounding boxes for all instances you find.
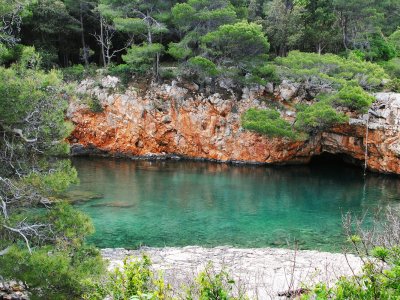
[70,157,400,251]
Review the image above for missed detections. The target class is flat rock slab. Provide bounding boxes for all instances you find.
[101,246,362,299]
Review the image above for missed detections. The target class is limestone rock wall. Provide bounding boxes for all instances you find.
[67,78,400,175]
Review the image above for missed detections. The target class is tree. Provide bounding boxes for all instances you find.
[263,0,304,57]
[0,44,105,298]
[64,0,98,67]
[332,0,383,52]
[168,0,238,60]
[302,0,340,54]
[201,21,270,85]
[99,0,171,77]
[0,0,28,46]
[22,0,82,67]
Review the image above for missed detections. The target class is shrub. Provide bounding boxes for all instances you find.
[362,35,397,62]
[331,85,375,112]
[295,101,348,133]
[275,51,388,91]
[159,67,178,80]
[62,64,98,82]
[385,78,400,92]
[122,43,164,74]
[185,263,245,300]
[185,56,219,85]
[242,108,297,139]
[88,95,103,113]
[0,245,105,300]
[84,255,171,300]
[381,57,400,78]
[0,202,106,300]
[303,208,400,299]
[108,64,132,86]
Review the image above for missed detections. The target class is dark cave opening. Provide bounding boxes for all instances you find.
[310,152,364,169]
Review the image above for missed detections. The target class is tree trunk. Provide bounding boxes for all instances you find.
[155,52,160,81]
[317,43,322,55]
[100,15,106,67]
[80,1,89,67]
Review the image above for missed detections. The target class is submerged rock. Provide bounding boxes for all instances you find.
[90,202,135,208]
[63,190,104,203]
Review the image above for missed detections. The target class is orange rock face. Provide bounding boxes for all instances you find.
[67,80,400,175]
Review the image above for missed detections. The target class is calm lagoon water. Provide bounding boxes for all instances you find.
[71,157,400,252]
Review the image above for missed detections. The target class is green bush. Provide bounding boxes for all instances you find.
[275,51,388,91]
[62,64,85,81]
[122,43,164,74]
[381,57,400,78]
[85,255,171,300]
[302,246,400,300]
[331,85,375,112]
[304,209,400,299]
[62,64,99,82]
[108,63,133,86]
[0,245,105,300]
[186,263,244,300]
[295,101,348,133]
[246,63,280,85]
[242,108,297,139]
[362,35,397,62]
[0,202,106,300]
[88,95,103,113]
[385,78,400,92]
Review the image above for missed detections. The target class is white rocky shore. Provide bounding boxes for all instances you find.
[101,246,362,300]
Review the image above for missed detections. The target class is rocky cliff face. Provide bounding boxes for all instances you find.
[67,77,400,175]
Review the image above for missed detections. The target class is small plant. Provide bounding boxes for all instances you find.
[108,64,133,86]
[185,263,246,300]
[242,108,297,139]
[331,85,375,112]
[385,78,400,92]
[295,101,348,133]
[88,95,103,113]
[84,255,171,300]
[62,64,99,82]
[303,208,400,299]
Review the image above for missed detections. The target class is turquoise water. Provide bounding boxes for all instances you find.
[71,157,400,251]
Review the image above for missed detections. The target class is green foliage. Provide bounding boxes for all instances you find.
[85,255,171,300]
[362,35,397,62]
[169,0,238,59]
[108,64,133,86]
[295,101,348,133]
[62,64,85,81]
[62,64,99,82]
[302,246,400,299]
[275,51,388,91]
[381,57,400,78]
[24,161,78,194]
[242,108,297,139]
[0,245,105,300]
[187,56,219,83]
[167,41,192,60]
[186,263,241,300]
[122,43,164,74]
[201,21,269,82]
[263,0,304,56]
[89,95,104,113]
[385,78,400,92]
[389,29,400,55]
[246,63,279,85]
[331,85,375,112]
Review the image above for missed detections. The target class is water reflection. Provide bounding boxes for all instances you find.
[70,157,400,251]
